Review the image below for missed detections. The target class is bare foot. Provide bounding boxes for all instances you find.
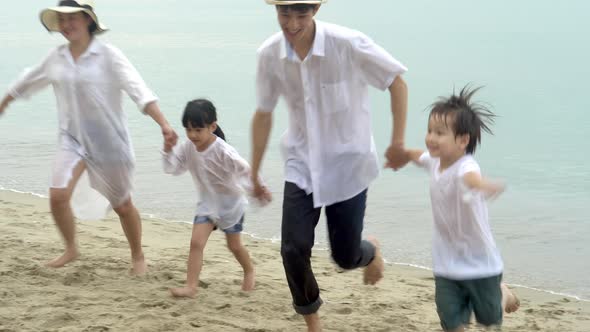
[242,270,255,291]
[130,257,148,276]
[363,237,384,285]
[502,283,520,313]
[170,286,197,298]
[45,248,79,268]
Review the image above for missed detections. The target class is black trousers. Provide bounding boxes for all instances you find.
[281,182,376,315]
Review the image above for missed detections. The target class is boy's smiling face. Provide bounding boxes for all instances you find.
[425,114,469,162]
[276,6,318,48]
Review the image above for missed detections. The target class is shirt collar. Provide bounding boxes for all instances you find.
[280,20,326,61]
[58,38,103,58]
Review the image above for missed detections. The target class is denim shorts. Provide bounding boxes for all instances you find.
[193,215,244,234]
[435,274,503,331]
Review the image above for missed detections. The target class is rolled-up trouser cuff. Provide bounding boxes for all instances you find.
[293,295,323,315]
[359,239,377,267]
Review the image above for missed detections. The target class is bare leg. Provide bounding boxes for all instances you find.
[113,198,147,276]
[170,223,215,298]
[46,161,86,268]
[363,236,384,285]
[225,233,255,291]
[501,283,520,313]
[303,313,322,332]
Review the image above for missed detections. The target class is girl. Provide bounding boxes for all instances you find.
[162,99,271,298]
[0,0,178,275]
[396,86,519,332]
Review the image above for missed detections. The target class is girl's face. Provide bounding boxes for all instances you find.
[425,114,469,163]
[185,122,217,152]
[58,12,92,43]
[277,7,318,48]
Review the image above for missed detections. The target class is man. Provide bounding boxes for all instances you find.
[250,1,409,330]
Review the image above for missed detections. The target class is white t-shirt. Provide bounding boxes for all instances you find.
[417,152,503,280]
[256,20,407,207]
[162,137,253,230]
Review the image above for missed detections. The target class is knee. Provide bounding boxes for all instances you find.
[190,238,207,252]
[50,189,70,209]
[281,241,309,264]
[227,241,243,254]
[331,252,358,270]
[113,199,134,216]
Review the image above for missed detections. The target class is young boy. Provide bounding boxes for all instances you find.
[250,1,410,331]
[400,86,519,332]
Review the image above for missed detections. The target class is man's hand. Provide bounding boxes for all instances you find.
[251,176,272,206]
[384,143,410,170]
[161,124,178,149]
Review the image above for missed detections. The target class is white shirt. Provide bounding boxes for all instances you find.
[162,138,253,230]
[8,38,157,205]
[256,21,407,207]
[418,152,504,280]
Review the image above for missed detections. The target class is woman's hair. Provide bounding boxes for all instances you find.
[181,99,226,141]
[82,13,98,34]
[429,85,496,154]
[276,4,319,13]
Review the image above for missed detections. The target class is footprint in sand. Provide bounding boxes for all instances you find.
[335,307,353,315]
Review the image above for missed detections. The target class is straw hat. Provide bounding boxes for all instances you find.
[265,0,327,5]
[40,0,108,34]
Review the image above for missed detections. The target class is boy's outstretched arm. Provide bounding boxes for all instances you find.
[0,95,14,115]
[386,149,423,169]
[463,172,505,199]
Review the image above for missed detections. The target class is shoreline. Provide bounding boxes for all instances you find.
[1,189,590,331]
[2,187,588,303]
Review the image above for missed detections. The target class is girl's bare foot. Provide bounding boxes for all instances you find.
[363,237,384,285]
[130,258,148,276]
[242,270,255,291]
[170,286,198,298]
[501,283,520,313]
[45,248,79,268]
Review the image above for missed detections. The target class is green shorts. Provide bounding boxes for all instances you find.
[435,274,503,331]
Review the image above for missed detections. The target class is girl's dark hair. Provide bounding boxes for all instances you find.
[181,99,226,141]
[82,13,98,34]
[429,85,496,154]
[276,4,319,13]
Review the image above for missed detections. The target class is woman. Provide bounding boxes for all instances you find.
[0,0,178,275]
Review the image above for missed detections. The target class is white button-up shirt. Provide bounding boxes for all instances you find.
[256,21,407,207]
[8,38,157,205]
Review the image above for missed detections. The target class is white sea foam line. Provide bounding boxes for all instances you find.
[0,187,47,198]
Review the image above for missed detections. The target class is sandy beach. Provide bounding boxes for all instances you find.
[1,190,589,332]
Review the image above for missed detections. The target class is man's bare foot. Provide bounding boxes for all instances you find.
[242,270,255,291]
[501,283,520,313]
[170,286,197,298]
[130,257,148,276]
[303,313,322,332]
[363,237,384,285]
[45,248,79,268]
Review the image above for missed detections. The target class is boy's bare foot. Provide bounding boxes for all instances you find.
[45,248,79,268]
[363,237,384,285]
[170,286,198,298]
[501,283,520,313]
[242,270,255,291]
[130,257,148,276]
[303,313,322,332]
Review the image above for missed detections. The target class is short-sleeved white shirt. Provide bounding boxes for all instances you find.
[162,138,253,230]
[8,38,158,206]
[418,152,504,280]
[256,21,407,207]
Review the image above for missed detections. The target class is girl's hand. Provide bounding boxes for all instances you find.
[482,181,506,200]
[161,124,178,148]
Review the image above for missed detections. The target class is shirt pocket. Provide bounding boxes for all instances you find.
[320,81,350,114]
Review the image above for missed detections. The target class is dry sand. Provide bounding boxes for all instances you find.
[1,190,589,331]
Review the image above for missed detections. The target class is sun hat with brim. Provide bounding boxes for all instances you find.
[40,0,108,34]
[265,0,328,5]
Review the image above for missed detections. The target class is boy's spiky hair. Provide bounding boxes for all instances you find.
[429,85,496,154]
